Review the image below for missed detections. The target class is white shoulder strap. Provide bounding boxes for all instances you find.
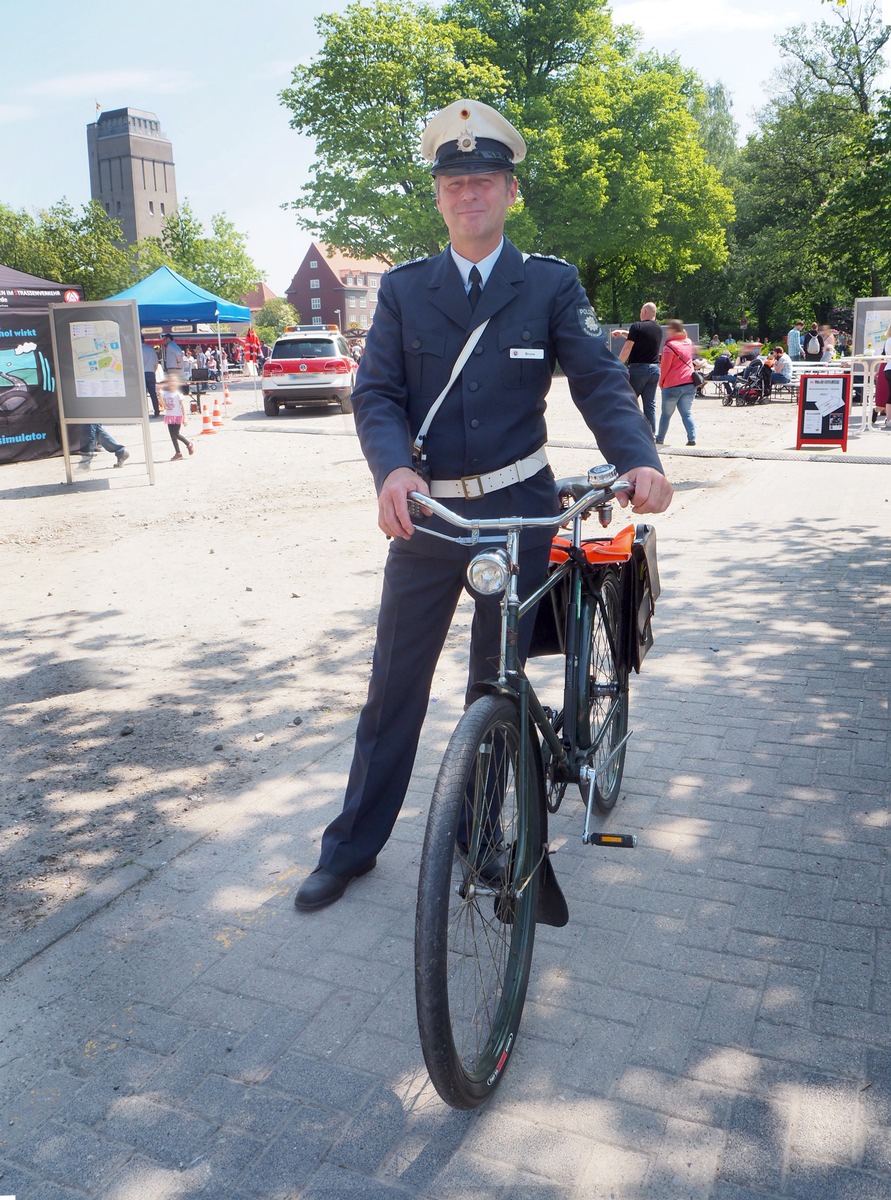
[413,320,489,454]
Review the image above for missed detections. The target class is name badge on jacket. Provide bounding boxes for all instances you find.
[510,348,544,359]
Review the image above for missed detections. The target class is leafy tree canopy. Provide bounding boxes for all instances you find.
[143,200,264,301]
[280,0,507,261]
[255,296,300,346]
[280,0,733,319]
[0,200,135,299]
[0,198,262,304]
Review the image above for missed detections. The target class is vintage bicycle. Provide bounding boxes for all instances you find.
[411,464,660,1109]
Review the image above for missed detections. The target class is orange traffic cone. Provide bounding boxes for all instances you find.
[200,405,215,435]
[212,395,224,427]
[223,379,232,407]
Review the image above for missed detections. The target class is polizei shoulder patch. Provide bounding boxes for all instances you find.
[527,252,571,266]
[389,256,429,274]
[578,306,602,337]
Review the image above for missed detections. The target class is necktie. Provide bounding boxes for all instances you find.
[468,265,482,311]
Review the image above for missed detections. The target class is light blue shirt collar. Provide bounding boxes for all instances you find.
[450,239,504,293]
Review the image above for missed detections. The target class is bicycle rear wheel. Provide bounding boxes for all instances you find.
[415,695,541,1109]
[576,571,629,812]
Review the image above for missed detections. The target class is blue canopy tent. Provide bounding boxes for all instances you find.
[106,267,251,387]
[105,266,251,325]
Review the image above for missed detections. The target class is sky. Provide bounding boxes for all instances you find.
[2,0,889,296]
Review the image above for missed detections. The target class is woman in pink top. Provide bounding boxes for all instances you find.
[657,318,696,446]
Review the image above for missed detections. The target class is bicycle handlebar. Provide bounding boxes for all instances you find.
[407,477,634,535]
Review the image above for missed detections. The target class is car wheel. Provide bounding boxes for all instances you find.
[339,390,353,415]
[263,395,280,417]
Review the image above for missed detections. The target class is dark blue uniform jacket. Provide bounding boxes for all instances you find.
[352,238,662,529]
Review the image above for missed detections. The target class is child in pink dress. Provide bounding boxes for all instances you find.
[159,373,195,460]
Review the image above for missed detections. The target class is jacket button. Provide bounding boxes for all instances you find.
[471,458,479,467]
[522,330,531,341]
[470,419,480,429]
[473,344,484,355]
[468,381,479,392]
[412,339,421,349]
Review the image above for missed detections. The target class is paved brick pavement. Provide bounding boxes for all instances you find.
[1,393,890,1199]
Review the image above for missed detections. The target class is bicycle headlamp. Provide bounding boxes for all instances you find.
[467,549,510,596]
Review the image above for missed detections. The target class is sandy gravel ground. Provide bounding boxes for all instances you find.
[0,376,870,944]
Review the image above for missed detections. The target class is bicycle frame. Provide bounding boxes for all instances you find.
[411,476,636,847]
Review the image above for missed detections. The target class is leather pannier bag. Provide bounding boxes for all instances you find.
[628,524,661,673]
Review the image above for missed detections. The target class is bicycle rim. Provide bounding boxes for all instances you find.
[576,573,629,812]
[415,695,541,1109]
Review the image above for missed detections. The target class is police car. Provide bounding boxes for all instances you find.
[261,326,356,416]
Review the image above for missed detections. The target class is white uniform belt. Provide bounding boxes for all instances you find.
[428,449,549,500]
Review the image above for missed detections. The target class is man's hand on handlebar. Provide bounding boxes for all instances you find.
[378,466,431,539]
[617,466,673,514]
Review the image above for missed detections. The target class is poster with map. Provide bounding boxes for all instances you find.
[853,297,891,356]
[69,320,125,396]
[50,298,143,423]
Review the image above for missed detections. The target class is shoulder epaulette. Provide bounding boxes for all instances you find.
[389,256,429,274]
[527,252,572,267]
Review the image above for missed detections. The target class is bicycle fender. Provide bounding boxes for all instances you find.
[527,726,569,928]
[466,679,515,704]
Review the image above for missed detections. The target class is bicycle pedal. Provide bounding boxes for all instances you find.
[583,832,637,849]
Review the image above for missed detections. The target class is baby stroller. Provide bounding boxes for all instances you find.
[735,357,772,405]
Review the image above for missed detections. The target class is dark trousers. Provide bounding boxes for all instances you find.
[318,535,552,876]
[145,371,159,416]
[167,421,190,450]
[626,362,660,433]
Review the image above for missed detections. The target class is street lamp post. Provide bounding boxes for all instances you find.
[334,308,341,330]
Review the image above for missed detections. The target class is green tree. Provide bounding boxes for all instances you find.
[780,0,889,116]
[281,0,733,321]
[255,297,300,346]
[725,0,891,336]
[280,0,507,262]
[0,200,134,298]
[691,82,739,174]
[144,200,263,300]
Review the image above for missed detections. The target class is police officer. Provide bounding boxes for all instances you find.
[295,99,673,912]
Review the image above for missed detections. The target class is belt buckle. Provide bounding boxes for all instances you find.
[460,473,485,499]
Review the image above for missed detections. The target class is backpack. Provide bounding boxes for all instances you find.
[806,334,822,355]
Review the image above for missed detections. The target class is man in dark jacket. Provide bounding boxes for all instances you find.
[295,99,673,912]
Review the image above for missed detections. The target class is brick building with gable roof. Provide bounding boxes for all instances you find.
[241,281,279,317]
[285,242,391,333]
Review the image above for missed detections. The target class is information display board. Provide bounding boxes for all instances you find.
[852,296,891,356]
[49,299,154,484]
[795,373,851,452]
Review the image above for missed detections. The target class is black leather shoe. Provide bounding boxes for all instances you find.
[294,858,376,912]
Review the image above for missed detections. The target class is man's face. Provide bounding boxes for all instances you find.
[435,171,517,251]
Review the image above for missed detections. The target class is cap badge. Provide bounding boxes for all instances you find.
[456,126,477,154]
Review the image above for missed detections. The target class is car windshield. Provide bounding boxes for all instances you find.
[271,340,337,360]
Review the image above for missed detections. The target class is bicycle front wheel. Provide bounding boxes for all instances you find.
[415,695,541,1109]
[576,572,629,812]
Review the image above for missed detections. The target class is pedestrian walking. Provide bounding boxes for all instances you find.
[159,373,194,460]
[611,302,662,434]
[141,336,161,417]
[787,320,805,362]
[78,424,130,469]
[656,318,696,446]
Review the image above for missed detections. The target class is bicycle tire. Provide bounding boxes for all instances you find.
[415,695,541,1109]
[575,572,629,812]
